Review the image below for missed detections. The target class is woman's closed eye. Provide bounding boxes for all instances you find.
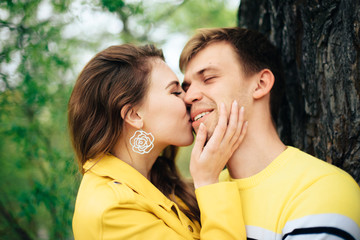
[171,91,182,96]
[166,81,183,96]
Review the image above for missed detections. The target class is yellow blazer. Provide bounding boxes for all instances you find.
[72,154,245,239]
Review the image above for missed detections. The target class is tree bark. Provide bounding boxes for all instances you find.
[238,0,360,184]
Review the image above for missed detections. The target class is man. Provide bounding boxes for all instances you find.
[180,27,360,239]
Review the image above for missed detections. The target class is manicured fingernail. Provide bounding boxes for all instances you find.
[200,123,205,129]
[233,100,238,106]
[241,106,244,112]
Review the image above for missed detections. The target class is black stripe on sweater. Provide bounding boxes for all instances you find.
[282,227,355,240]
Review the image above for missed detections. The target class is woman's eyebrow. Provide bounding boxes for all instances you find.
[165,80,179,89]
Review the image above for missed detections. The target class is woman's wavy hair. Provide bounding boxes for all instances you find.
[68,44,200,223]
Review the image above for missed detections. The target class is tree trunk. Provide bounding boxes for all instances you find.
[238,0,360,184]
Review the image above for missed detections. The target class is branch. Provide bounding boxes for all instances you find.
[0,199,33,240]
[153,0,190,23]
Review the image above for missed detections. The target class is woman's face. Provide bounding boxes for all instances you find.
[140,59,194,148]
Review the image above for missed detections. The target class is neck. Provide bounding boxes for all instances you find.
[227,117,286,179]
[111,136,164,180]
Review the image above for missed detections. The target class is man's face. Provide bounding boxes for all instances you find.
[182,41,253,138]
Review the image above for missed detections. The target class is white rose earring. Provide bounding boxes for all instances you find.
[129,129,154,154]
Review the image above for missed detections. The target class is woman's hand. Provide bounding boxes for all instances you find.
[190,100,247,189]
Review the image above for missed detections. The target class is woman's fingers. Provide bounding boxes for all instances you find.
[222,100,240,144]
[191,123,207,160]
[228,105,245,146]
[207,101,246,151]
[205,102,227,148]
[190,101,248,189]
[232,120,248,152]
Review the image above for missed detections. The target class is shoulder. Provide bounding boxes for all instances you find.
[285,147,356,182]
[73,172,137,221]
[284,147,360,202]
[283,148,360,224]
[282,170,360,239]
[73,172,141,239]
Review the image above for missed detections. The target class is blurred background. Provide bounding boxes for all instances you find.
[0,0,239,239]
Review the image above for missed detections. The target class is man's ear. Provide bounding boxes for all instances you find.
[121,104,143,129]
[253,69,275,100]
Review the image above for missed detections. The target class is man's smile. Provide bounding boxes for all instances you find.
[193,111,212,121]
[190,108,214,129]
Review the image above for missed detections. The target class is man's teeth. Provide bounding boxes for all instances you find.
[194,112,211,121]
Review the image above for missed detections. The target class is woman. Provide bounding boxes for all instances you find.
[69,44,247,239]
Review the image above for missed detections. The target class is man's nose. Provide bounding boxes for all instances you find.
[183,84,203,105]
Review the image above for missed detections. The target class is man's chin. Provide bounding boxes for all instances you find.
[192,128,214,142]
[192,126,199,135]
[206,130,214,141]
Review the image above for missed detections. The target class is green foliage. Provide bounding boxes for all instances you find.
[0,0,238,239]
[101,0,125,12]
[0,0,80,239]
[168,0,238,34]
[97,0,237,44]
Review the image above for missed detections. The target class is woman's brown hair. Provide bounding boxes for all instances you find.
[68,44,200,223]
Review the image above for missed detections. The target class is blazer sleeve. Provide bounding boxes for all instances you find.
[195,182,246,240]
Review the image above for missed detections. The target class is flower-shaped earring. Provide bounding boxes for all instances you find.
[129,129,154,154]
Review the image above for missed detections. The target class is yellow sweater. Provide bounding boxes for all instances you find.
[220,146,360,239]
